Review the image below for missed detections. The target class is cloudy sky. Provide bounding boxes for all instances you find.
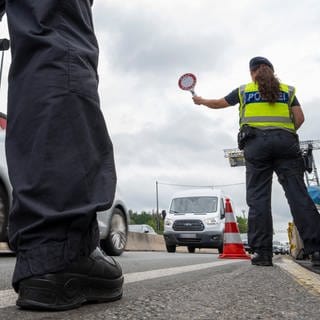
[1,0,320,237]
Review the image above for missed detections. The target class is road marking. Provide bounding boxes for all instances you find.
[0,289,17,309]
[124,259,242,283]
[275,257,320,296]
[0,259,243,309]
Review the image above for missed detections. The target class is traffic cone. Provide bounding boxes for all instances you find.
[219,198,251,259]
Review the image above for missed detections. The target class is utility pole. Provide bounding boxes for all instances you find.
[155,180,160,231]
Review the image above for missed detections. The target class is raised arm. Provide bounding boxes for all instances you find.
[192,96,230,109]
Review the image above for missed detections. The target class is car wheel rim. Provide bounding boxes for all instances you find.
[110,213,127,250]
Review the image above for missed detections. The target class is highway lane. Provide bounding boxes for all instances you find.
[0,250,224,290]
[1,251,320,319]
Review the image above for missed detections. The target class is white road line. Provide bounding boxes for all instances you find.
[0,289,17,309]
[0,259,243,309]
[124,259,242,283]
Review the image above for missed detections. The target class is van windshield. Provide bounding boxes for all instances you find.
[170,196,218,214]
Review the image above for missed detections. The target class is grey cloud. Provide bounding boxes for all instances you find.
[93,4,231,75]
[111,106,241,211]
[113,106,235,169]
[298,98,320,141]
[89,1,320,234]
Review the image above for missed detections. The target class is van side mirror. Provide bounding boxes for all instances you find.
[220,199,225,219]
[161,210,166,220]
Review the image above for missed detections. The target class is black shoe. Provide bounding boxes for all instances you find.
[251,253,273,266]
[16,247,123,311]
[311,251,320,267]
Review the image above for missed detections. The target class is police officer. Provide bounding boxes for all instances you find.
[0,0,123,311]
[193,56,320,267]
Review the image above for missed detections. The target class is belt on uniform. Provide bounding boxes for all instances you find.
[250,127,296,137]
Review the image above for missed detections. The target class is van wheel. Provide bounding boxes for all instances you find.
[100,208,128,256]
[166,244,176,253]
[0,184,9,242]
[188,246,196,253]
[218,244,223,254]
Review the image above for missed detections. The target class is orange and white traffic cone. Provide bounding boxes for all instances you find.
[219,198,251,260]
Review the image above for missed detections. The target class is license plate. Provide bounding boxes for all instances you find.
[179,233,197,238]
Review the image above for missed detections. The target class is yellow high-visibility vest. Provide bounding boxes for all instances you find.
[238,82,296,132]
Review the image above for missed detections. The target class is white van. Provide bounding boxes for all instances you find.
[163,188,228,253]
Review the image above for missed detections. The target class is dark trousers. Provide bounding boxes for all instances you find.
[4,0,116,290]
[243,128,320,255]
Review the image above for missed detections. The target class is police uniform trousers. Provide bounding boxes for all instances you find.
[4,0,116,290]
[243,128,320,255]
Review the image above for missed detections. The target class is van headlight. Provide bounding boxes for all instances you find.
[205,218,218,225]
[165,219,173,226]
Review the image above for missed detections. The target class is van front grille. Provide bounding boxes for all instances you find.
[173,220,204,231]
[178,237,201,243]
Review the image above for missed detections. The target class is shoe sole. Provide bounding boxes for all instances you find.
[251,261,273,267]
[16,273,124,311]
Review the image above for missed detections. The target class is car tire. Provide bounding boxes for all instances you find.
[0,184,9,242]
[218,244,223,254]
[187,246,196,253]
[166,244,176,253]
[100,208,128,256]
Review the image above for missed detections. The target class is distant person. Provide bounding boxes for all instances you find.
[193,56,320,267]
[0,0,123,311]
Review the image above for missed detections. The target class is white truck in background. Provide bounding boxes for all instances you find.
[163,188,229,253]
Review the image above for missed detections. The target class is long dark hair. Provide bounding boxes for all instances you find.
[254,64,280,104]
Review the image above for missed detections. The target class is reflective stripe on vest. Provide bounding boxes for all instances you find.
[238,82,296,132]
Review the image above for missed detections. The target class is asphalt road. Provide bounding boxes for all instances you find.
[1,251,320,320]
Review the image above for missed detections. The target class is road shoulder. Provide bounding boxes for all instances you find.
[275,255,320,296]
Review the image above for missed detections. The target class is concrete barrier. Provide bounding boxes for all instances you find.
[124,232,219,254]
[1,234,166,254]
[1,235,218,254]
[125,232,166,251]
[0,242,11,253]
[1,234,165,254]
